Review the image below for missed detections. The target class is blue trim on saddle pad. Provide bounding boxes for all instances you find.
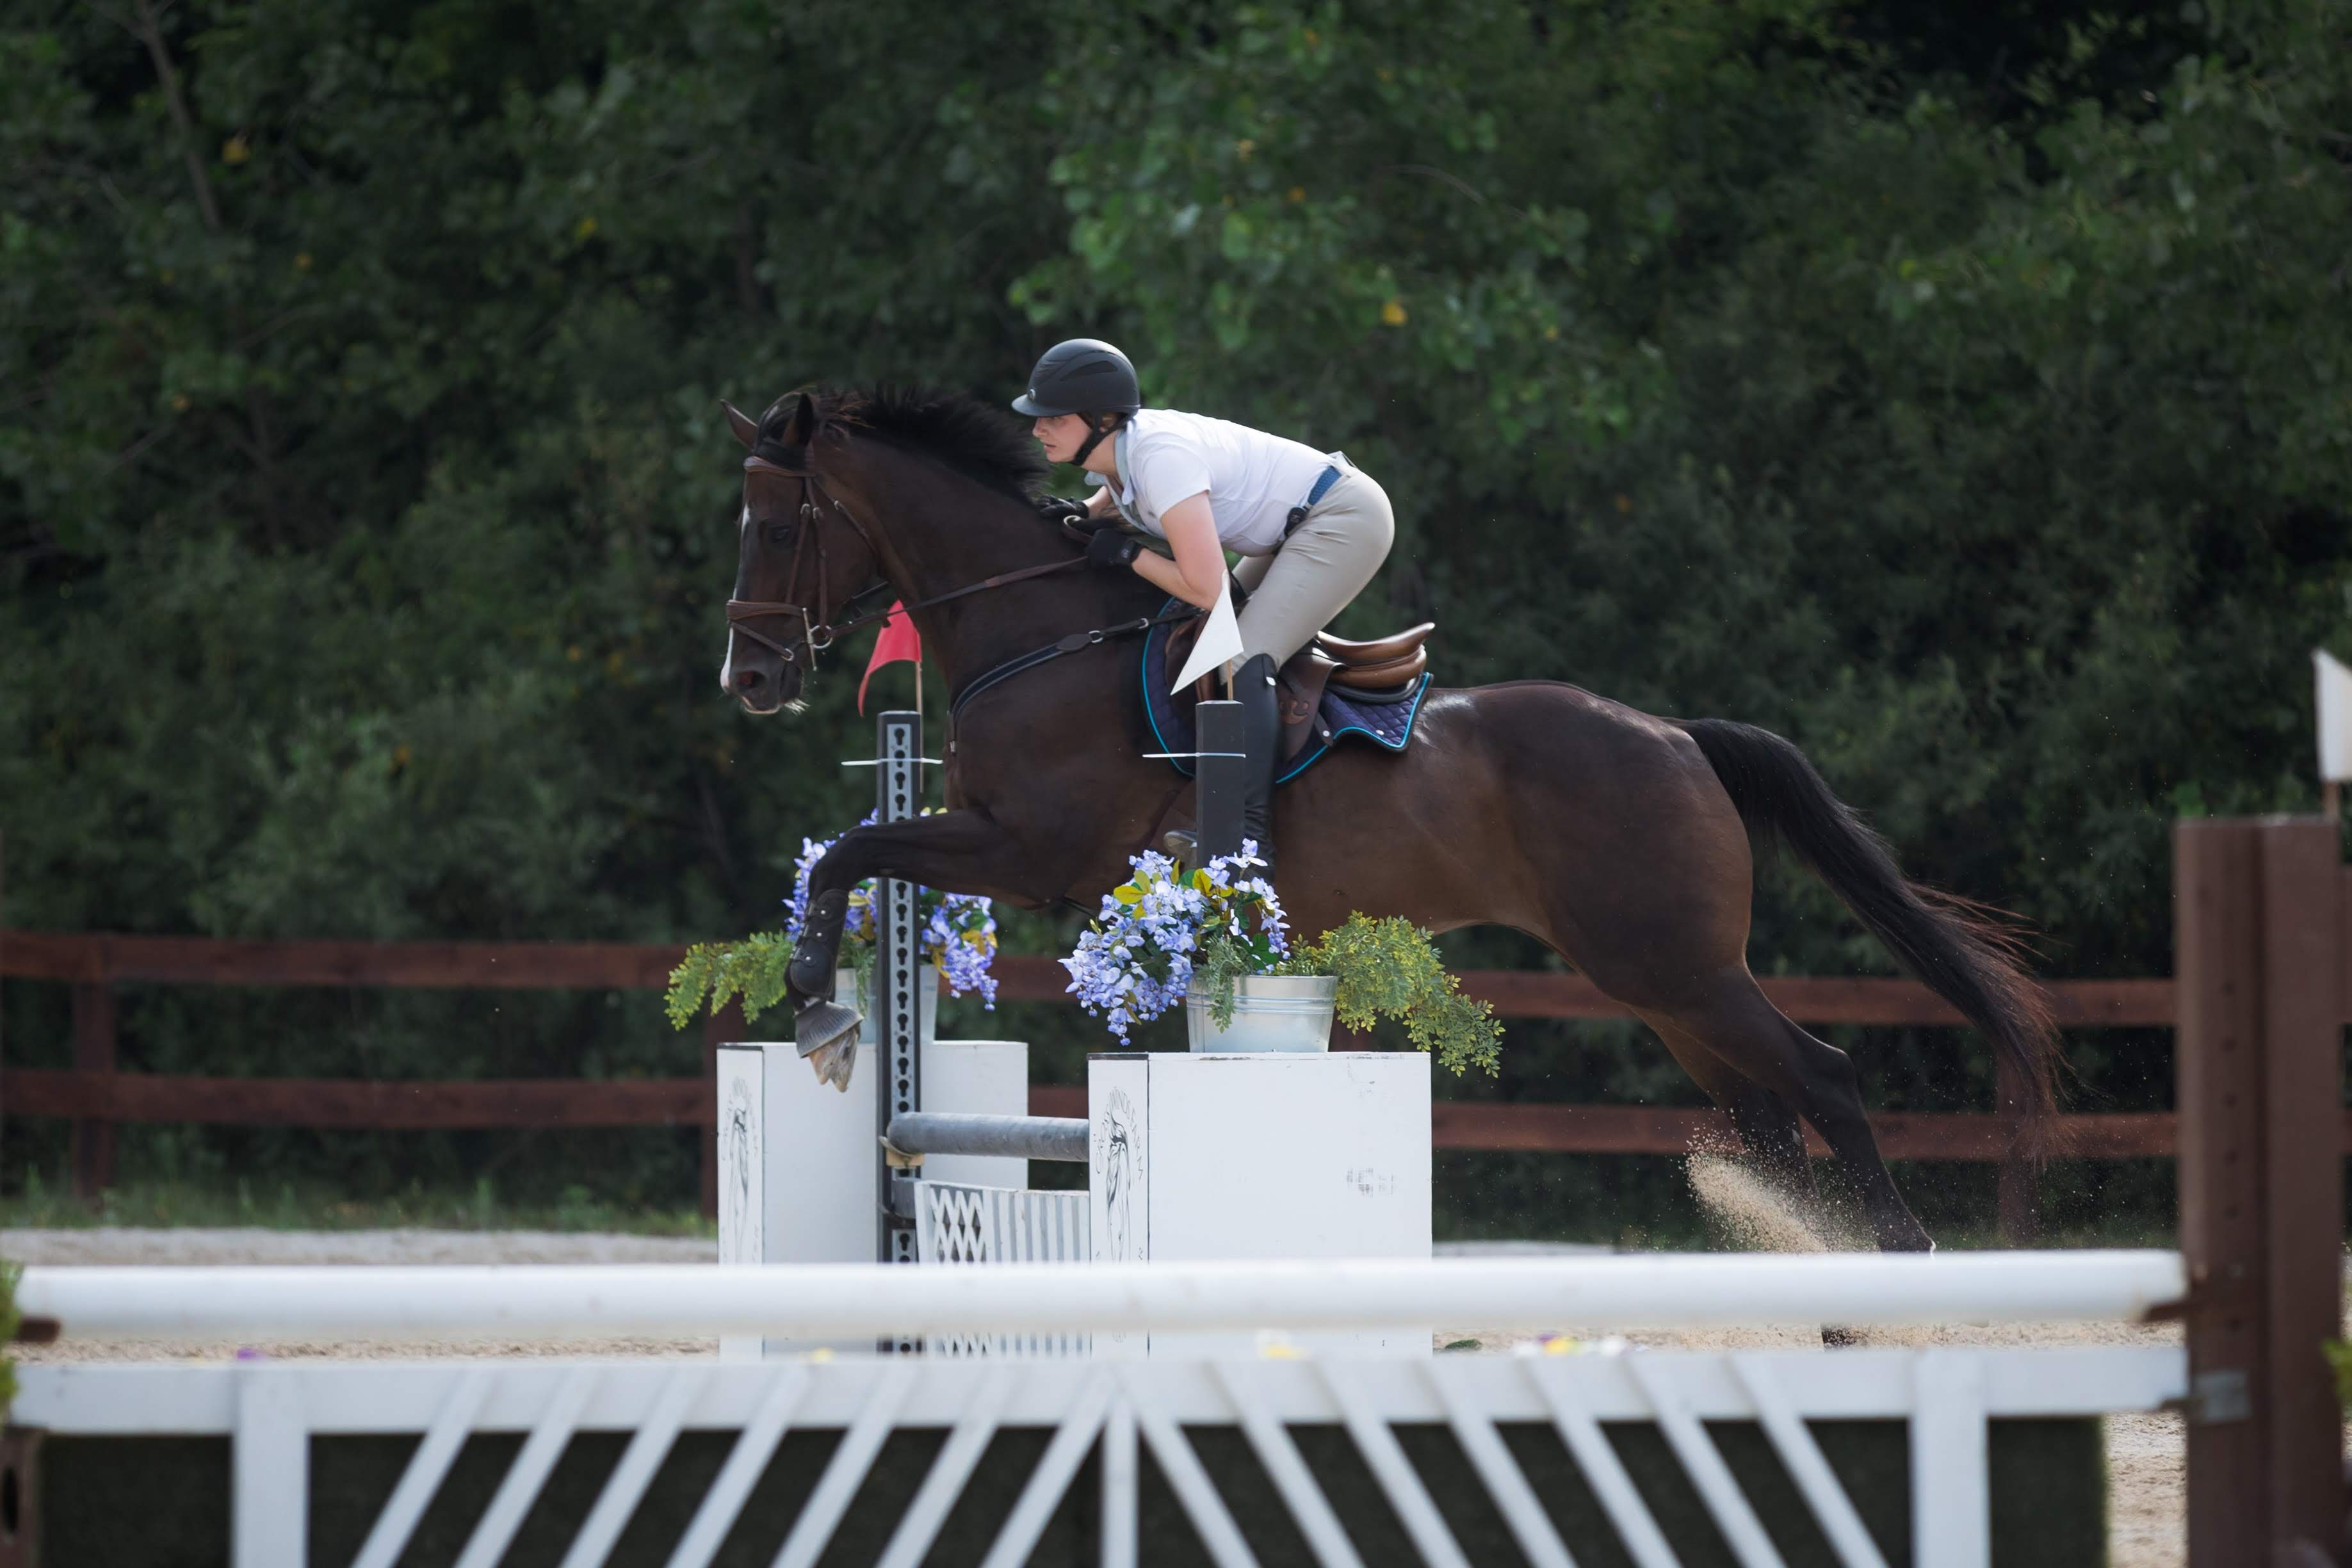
[1140,610,1431,785]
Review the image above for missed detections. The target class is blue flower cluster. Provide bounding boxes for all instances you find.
[783,815,999,1007]
[1059,843,1288,1041]
[923,896,1000,1007]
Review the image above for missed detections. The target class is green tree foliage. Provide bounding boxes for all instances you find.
[3,0,2346,1222]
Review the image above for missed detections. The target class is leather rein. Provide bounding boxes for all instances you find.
[724,453,1090,671]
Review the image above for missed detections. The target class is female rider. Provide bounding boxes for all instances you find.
[1012,338,1396,882]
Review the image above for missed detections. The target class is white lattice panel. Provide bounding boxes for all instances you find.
[915,1181,1091,1356]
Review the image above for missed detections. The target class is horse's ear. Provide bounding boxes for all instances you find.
[722,400,759,451]
[786,393,819,448]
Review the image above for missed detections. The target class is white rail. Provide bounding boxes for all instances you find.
[18,1249,2185,1343]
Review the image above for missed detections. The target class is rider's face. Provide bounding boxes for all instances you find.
[1032,413,1089,465]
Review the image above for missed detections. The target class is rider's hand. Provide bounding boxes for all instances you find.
[1085,527,1142,569]
[1034,494,1092,529]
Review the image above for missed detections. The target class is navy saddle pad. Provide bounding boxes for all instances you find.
[1140,617,1431,786]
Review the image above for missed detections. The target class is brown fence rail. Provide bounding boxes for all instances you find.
[0,929,2229,1232]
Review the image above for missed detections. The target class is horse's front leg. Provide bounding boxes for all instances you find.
[785,807,1065,1087]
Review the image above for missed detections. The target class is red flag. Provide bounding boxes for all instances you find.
[857,602,923,715]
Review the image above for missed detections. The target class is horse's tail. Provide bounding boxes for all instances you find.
[1678,717,2059,1150]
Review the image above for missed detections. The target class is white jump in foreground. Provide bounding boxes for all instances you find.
[18,1249,2187,1343]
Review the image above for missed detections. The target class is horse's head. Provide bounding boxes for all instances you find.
[718,392,888,715]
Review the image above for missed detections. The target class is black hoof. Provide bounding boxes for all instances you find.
[1822,1324,1861,1349]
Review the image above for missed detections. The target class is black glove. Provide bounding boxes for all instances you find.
[1085,527,1142,569]
[1033,495,1092,528]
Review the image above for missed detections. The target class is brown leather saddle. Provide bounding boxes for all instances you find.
[1165,617,1434,765]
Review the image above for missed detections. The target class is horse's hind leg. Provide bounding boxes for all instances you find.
[1642,1015,1815,1207]
[1652,1014,1867,1345]
[1655,976,1933,1253]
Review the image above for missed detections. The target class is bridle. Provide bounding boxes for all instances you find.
[724,453,1087,673]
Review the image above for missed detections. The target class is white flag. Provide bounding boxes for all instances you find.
[1172,578,1245,695]
[2316,649,2352,783]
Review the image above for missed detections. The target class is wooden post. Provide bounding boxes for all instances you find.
[2176,818,2345,1564]
[2255,821,2345,1556]
[1993,1046,2039,1245]
[70,978,117,1200]
[2177,819,2273,1564]
[700,1000,745,1221]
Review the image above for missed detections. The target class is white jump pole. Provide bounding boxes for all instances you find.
[17,1250,2187,1343]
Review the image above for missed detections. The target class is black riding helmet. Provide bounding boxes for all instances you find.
[1012,339,1141,467]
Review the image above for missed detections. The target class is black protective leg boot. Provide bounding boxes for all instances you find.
[1235,652,1281,881]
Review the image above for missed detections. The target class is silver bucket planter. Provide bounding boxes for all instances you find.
[837,964,939,1053]
[1185,974,1338,1053]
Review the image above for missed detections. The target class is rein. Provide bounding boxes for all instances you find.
[946,603,1201,727]
[725,453,1089,670]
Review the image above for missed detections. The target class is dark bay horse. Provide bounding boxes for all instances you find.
[718,387,2055,1252]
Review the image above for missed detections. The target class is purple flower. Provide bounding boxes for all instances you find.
[1061,845,1293,1040]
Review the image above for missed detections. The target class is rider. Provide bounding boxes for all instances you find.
[1012,338,1396,882]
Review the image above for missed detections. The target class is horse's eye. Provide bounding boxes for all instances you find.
[766,523,795,545]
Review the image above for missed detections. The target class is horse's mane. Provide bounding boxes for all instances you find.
[759,386,1049,501]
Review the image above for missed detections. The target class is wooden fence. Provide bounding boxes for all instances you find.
[0,927,2225,1234]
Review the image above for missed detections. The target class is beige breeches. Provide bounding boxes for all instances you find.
[1230,467,1396,665]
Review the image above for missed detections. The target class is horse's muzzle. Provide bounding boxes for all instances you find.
[731,659,801,715]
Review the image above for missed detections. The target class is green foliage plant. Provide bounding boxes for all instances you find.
[664,933,799,1031]
[1279,914,1504,1076]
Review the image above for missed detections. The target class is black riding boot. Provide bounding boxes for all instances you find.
[1235,652,1281,880]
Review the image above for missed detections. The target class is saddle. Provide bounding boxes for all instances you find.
[1165,615,1434,766]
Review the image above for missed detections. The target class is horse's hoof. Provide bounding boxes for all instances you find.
[795,999,862,1084]
[807,1034,858,1092]
[1822,1324,1861,1349]
[1160,830,1198,869]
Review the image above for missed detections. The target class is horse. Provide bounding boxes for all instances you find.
[717,385,2055,1253]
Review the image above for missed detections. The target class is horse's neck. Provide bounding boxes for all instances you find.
[859,463,1146,696]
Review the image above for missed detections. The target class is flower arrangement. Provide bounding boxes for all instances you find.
[665,815,998,1030]
[1060,843,1288,1040]
[1060,846,1504,1074]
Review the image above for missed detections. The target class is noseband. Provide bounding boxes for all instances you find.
[724,455,898,671]
[725,451,1092,676]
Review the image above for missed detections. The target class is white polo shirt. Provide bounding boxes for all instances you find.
[1090,408,1333,556]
